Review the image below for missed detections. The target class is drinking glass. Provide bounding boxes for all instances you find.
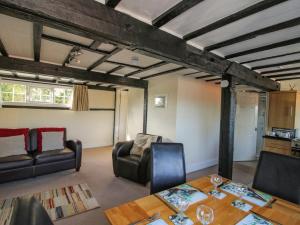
[176,197,190,224]
[235,183,247,200]
[196,205,214,225]
[210,174,223,192]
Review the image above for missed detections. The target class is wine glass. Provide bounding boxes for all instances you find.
[196,205,214,225]
[176,197,190,224]
[210,174,223,192]
[235,183,247,200]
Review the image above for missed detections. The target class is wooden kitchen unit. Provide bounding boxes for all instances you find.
[263,91,300,155]
[263,137,292,155]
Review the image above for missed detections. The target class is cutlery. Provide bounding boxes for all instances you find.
[128,212,160,225]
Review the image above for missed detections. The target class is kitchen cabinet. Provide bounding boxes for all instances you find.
[268,91,300,129]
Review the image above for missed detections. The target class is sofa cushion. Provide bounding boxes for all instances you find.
[0,154,34,170]
[117,155,140,181]
[34,148,75,165]
[36,128,66,152]
[130,134,159,156]
[0,135,28,158]
[0,128,29,152]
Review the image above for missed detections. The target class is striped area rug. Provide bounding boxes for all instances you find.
[0,183,100,225]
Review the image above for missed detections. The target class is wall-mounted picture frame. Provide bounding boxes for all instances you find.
[154,95,167,108]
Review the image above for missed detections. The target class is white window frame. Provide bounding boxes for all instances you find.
[0,80,74,108]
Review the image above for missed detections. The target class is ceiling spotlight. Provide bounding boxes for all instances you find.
[73,58,81,64]
[131,56,139,66]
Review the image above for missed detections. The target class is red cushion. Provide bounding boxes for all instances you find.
[0,128,30,151]
[37,128,65,152]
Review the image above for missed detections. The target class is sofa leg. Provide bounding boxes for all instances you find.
[76,167,80,172]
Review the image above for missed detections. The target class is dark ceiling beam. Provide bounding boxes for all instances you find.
[183,71,202,76]
[276,76,300,81]
[239,51,300,64]
[183,0,287,41]
[0,56,148,88]
[206,78,221,82]
[260,66,300,75]
[42,34,109,55]
[141,67,185,80]
[264,72,300,79]
[87,48,122,71]
[152,0,203,27]
[205,17,300,51]
[196,75,215,79]
[89,40,102,50]
[33,23,43,61]
[0,0,279,91]
[0,39,8,57]
[124,61,168,77]
[106,65,124,74]
[225,37,300,59]
[106,0,121,8]
[252,59,300,70]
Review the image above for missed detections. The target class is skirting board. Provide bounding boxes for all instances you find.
[186,158,218,173]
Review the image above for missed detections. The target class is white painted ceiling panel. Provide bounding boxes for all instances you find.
[16,72,36,78]
[43,26,93,46]
[263,69,300,76]
[133,63,182,78]
[68,50,103,69]
[163,0,262,37]
[246,53,300,68]
[187,0,300,49]
[111,67,139,76]
[213,25,300,57]
[38,75,55,80]
[256,63,300,73]
[108,49,161,67]
[92,62,119,73]
[0,14,34,59]
[97,43,116,52]
[0,70,13,76]
[189,72,210,78]
[116,0,181,24]
[41,40,72,65]
[94,0,106,4]
[230,43,300,63]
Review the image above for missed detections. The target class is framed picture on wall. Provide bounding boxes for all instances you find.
[154,95,167,108]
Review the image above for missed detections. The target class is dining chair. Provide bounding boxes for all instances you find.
[252,151,300,204]
[150,143,186,194]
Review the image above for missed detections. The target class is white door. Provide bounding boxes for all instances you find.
[234,92,258,161]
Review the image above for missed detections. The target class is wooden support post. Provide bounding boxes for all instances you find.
[218,74,236,179]
[143,87,148,134]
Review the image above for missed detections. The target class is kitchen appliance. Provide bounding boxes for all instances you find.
[271,127,296,139]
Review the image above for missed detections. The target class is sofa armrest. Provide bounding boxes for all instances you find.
[66,139,82,171]
[139,147,151,184]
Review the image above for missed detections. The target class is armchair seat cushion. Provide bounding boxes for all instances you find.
[117,155,141,181]
[34,148,75,165]
[0,154,34,170]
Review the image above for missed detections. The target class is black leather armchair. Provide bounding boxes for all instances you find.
[112,134,162,184]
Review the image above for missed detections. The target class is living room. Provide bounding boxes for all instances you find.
[0,1,299,225]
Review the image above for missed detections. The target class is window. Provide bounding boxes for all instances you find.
[0,81,73,108]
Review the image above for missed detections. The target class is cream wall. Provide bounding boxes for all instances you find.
[147,75,178,141]
[126,88,144,140]
[176,77,221,172]
[125,75,221,173]
[279,80,300,91]
[0,89,115,149]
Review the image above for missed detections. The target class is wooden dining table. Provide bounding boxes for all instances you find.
[105,176,300,225]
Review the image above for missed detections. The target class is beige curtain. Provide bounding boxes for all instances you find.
[72,85,89,111]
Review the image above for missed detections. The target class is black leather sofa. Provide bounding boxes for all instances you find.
[112,133,162,184]
[0,128,82,183]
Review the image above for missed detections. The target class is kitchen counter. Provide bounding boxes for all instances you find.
[263,135,292,142]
